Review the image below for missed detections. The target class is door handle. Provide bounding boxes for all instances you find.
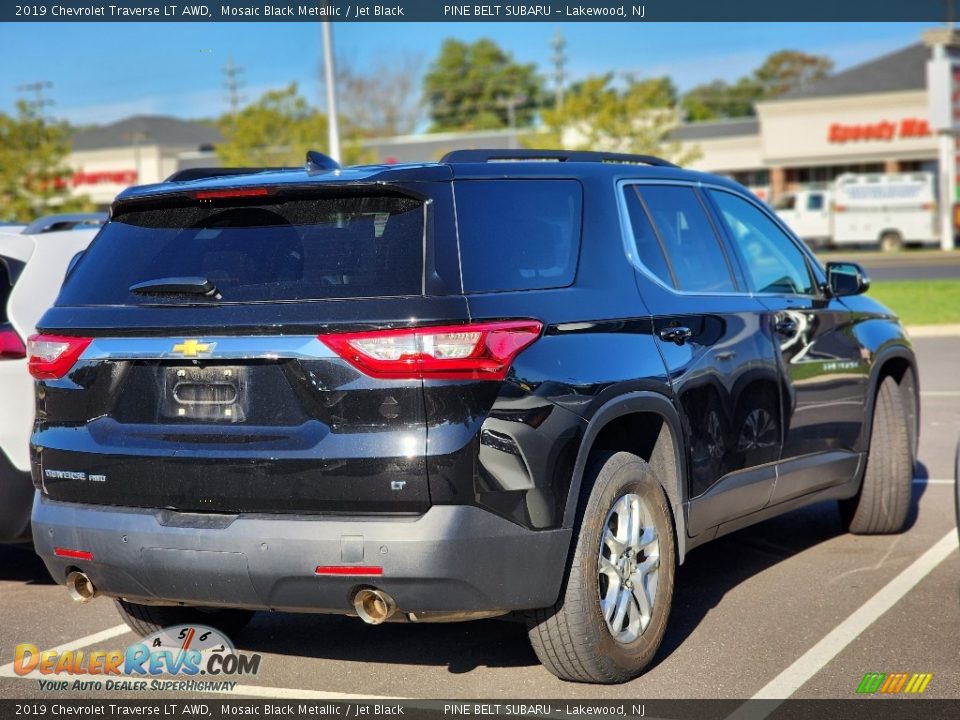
[775,318,798,336]
[659,326,692,345]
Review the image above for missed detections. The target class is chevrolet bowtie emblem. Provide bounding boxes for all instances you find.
[171,339,215,357]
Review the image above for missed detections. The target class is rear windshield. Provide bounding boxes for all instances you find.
[57,192,425,305]
[455,179,582,293]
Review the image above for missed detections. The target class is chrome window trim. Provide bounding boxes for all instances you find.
[79,335,337,361]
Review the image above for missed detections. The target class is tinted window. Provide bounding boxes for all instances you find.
[622,187,672,287]
[456,180,581,293]
[633,185,736,293]
[807,193,824,211]
[773,195,795,211]
[710,190,814,295]
[58,193,424,305]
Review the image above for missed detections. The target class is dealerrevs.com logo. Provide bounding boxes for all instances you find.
[856,672,933,695]
[14,625,261,693]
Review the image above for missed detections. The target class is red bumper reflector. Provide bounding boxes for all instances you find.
[54,547,94,561]
[315,565,383,576]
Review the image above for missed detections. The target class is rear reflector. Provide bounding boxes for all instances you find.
[0,326,26,359]
[54,547,94,561]
[315,565,383,576]
[27,334,93,380]
[194,187,271,200]
[319,321,542,381]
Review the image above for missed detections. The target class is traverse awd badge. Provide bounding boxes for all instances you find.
[170,339,216,358]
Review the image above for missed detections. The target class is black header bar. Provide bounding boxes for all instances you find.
[3,0,960,22]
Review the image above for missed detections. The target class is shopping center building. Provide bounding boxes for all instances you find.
[673,36,952,202]
[60,31,957,210]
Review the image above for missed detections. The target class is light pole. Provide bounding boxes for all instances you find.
[321,20,341,163]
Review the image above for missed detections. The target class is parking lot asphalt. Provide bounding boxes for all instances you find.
[816,249,960,281]
[0,336,957,702]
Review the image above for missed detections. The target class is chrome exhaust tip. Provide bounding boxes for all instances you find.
[353,588,397,625]
[65,571,97,603]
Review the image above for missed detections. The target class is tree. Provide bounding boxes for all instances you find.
[0,101,93,222]
[217,84,329,167]
[336,51,424,137]
[423,38,543,131]
[681,78,762,121]
[527,74,699,165]
[680,50,833,121]
[754,50,834,98]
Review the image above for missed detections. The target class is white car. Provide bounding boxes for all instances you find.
[0,215,103,541]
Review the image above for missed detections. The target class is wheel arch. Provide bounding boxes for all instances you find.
[562,391,689,563]
[861,345,920,460]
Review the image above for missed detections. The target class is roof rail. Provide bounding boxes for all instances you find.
[305,150,341,174]
[21,213,108,235]
[164,167,292,182]
[440,149,678,168]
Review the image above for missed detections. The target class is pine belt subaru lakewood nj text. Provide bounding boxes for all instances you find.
[28,149,919,683]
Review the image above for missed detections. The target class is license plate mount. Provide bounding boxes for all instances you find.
[160,365,248,422]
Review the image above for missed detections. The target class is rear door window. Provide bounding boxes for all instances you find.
[57,192,425,305]
[455,179,582,293]
[624,184,737,293]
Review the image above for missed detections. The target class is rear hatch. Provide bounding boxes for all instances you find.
[32,183,465,515]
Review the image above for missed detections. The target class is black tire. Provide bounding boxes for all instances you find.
[841,376,912,534]
[526,451,676,683]
[879,232,903,252]
[115,599,254,639]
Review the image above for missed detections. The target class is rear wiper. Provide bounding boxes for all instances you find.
[129,276,222,300]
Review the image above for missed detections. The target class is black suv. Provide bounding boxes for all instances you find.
[29,150,918,683]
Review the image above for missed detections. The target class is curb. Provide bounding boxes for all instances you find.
[905,324,960,338]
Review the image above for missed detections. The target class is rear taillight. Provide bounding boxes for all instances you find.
[27,334,92,380]
[0,325,26,359]
[319,321,542,381]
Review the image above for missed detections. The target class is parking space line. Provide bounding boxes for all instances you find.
[727,530,957,718]
[920,391,960,397]
[913,478,955,485]
[0,624,130,678]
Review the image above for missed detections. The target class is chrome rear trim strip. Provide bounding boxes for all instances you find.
[79,336,336,361]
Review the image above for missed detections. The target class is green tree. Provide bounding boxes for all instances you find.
[681,78,763,121]
[217,84,329,167]
[423,38,543,131]
[0,101,93,222]
[681,50,833,121]
[754,50,834,97]
[527,74,699,165]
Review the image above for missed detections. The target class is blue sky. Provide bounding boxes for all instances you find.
[0,21,936,125]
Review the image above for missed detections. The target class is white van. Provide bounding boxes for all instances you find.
[774,172,939,251]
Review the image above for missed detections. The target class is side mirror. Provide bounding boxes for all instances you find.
[826,261,870,297]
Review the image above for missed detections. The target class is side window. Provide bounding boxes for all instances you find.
[621,187,673,288]
[456,180,582,293]
[807,193,824,211]
[773,194,796,211]
[625,185,736,293]
[709,190,815,296]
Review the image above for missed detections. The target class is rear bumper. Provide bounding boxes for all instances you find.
[31,494,571,614]
[0,451,34,543]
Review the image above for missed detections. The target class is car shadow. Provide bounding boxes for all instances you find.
[235,609,539,674]
[0,542,57,585]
